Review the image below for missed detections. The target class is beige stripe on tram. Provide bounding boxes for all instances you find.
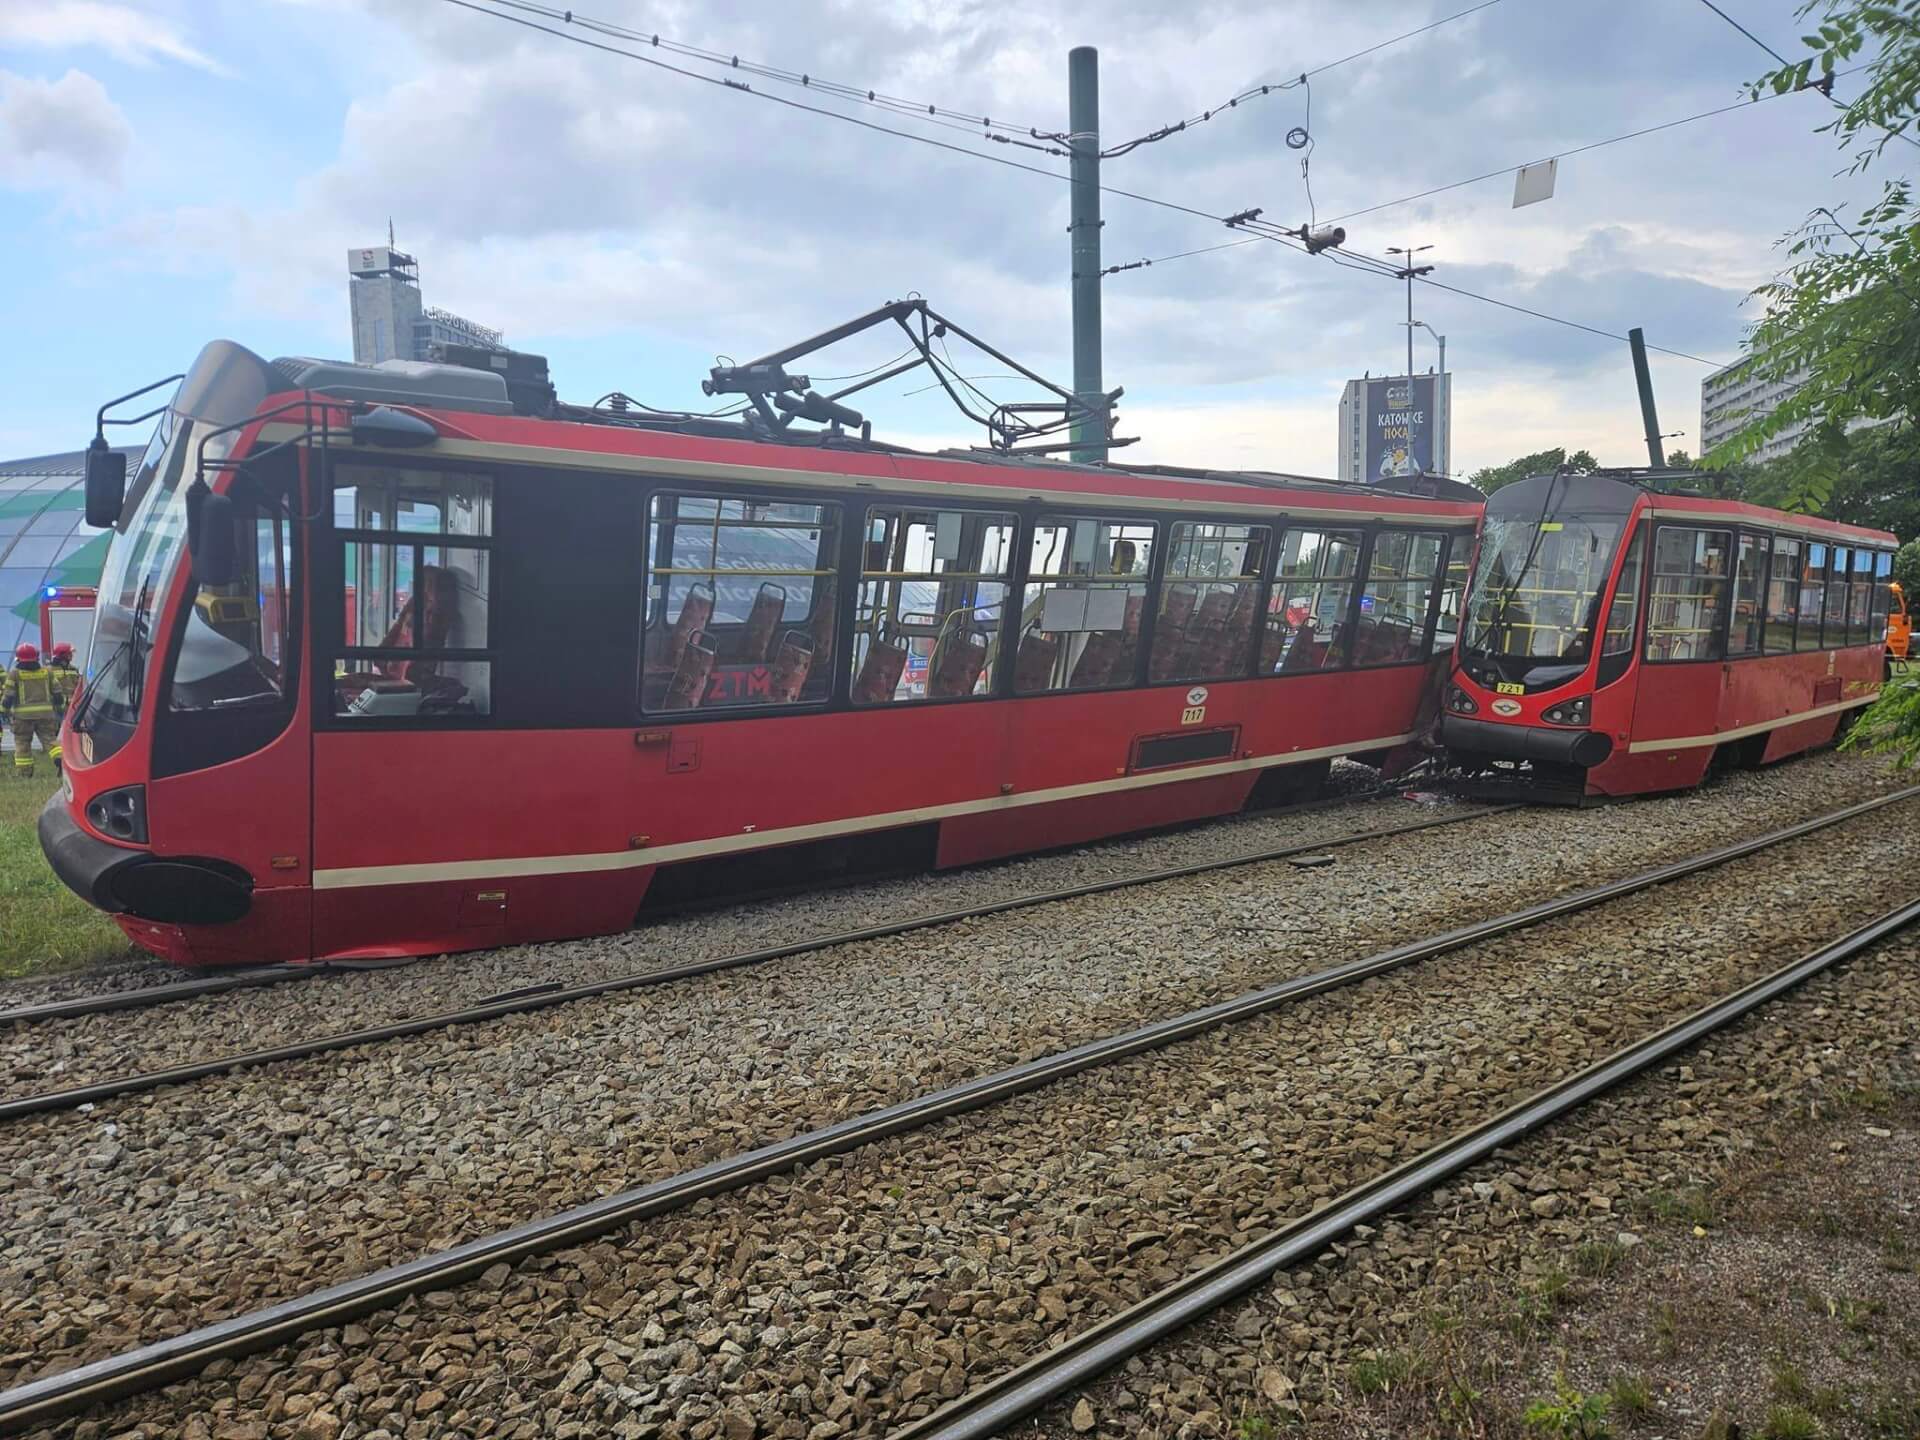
[311,733,1413,891]
[1624,692,1880,755]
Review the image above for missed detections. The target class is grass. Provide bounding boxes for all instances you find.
[0,766,133,980]
[1605,1374,1654,1425]
[1760,1405,1822,1440]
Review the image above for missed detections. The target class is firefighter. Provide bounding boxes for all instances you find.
[2,643,63,778]
[48,643,80,716]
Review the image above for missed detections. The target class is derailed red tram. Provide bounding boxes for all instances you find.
[43,340,1483,967]
[1443,469,1898,799]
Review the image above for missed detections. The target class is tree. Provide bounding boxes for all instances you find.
[1895,537,1920,595]
[1467,447,1600,496]
[1704,0,1920,513]
[1714,1,1920,765]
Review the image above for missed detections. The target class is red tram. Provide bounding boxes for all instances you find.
[43,340,1483,967]
[1443,469,1898,799]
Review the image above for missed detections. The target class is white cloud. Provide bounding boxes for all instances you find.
[0,67,130,192]
[0,1,227,73]
[76,0,1860,477]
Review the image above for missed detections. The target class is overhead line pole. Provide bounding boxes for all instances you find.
[1628,327,1666,468]
[1068,46,1103,464]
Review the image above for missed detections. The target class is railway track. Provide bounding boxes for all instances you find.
[897,896,1920,1440]
[0,800,1508,1119]
[0,784,1425,1028]
[4,784,1915,1433]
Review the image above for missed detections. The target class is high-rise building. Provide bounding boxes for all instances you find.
[1699,357,1813,463]
[347,245,501,364]
[1337,371,1452,484]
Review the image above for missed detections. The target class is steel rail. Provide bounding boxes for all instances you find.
[0,965,316,1026]
[0,804,1508,1121]
[0,786,1913,1430]
[0,783,1423,1027]
[895,896,1920,1439]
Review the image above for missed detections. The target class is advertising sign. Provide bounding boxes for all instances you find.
[1363,375,1437,483]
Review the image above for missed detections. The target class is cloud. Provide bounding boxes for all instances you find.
[79,0,1857,476]
[0,67,130,192]
[0,1,227,73]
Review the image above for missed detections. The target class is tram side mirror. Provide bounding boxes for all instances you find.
[85,436,126,528]
[186,482,237,587]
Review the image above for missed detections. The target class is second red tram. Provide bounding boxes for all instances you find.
[43,340,1484,967]
[1443,469,1898,798]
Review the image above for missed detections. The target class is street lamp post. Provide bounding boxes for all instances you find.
[1411,319,1445,380]
[1388,243,1434,476]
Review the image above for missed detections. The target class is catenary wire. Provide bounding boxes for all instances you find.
[479,0,1064,146]
[444,0,1723,367]
[1321,65,1870,225]
[1695,0,1920,151]
[1100,0,1503,158]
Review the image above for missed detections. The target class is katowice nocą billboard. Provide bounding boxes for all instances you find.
[1363,375,1436,483]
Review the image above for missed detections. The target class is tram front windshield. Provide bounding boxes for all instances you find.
[1464,478,1630,664]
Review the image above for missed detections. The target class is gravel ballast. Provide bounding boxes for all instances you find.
[0,752,1900,1104]
[12,768,1918,1436]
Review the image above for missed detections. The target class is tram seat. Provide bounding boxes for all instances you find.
[852,638,909,704]
[766,631,815,703]
[809,590,838,672]
[1014,631,1060,691]
[739,583,787,662]
[929,630,989,698]
[1071,629,1127,688]
[660,633,716,710]
[1280,621,1328,671]
[667,583,715,668]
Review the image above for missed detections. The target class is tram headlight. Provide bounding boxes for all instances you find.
[1541,696,1592,727]
[85,784,147,844]
[1444,684,1479,715]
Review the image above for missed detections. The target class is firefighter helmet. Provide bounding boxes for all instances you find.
[50,642,73,663]
[14,643,38,665]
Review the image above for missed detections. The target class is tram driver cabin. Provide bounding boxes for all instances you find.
[40,340,1485,967]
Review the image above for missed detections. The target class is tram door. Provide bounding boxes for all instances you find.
[144,464,315,965]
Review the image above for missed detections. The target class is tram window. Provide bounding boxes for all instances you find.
[1847,549,1872,646]
[1015,516,1156,693]
[1353,530,1445,667]
[1764,537,1800,653]
[1645,526,1731,662]
[1870,551,1894,636]
[334,544,492,718]
[641,493,842,712]
[1825,546,1853,647]
[330,466,494,721]
[1601,526,1646,656]
[1728,533,1766,656]
[1148,522,1268,683]
[850,507,1015,704]
[334,466,492,538]
[1431,538,1471,654]
[1798,543,1828,651]
[1259,529,1361,674]
[170,490,295,711]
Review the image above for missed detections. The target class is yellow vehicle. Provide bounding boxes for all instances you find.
[1888,580,1911,664]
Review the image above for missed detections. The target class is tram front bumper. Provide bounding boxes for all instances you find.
[38,793,254,924]
[1441,714,1613,770]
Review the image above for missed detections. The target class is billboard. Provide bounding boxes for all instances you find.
[1363,375,1437,483]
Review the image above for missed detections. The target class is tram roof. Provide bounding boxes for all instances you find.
[253,345,1487,520]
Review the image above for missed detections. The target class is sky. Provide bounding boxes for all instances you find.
[0,0,1897,477]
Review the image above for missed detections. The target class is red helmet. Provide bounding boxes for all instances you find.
[50,643,73,663]
[14,643,38,665]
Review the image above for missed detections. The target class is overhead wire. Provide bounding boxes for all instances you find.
[1321,66,1869,225]
[1694,0,1920,151]
[480,0,1067,148]
[1099,0,1503,158]
[444,0,1724,368]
